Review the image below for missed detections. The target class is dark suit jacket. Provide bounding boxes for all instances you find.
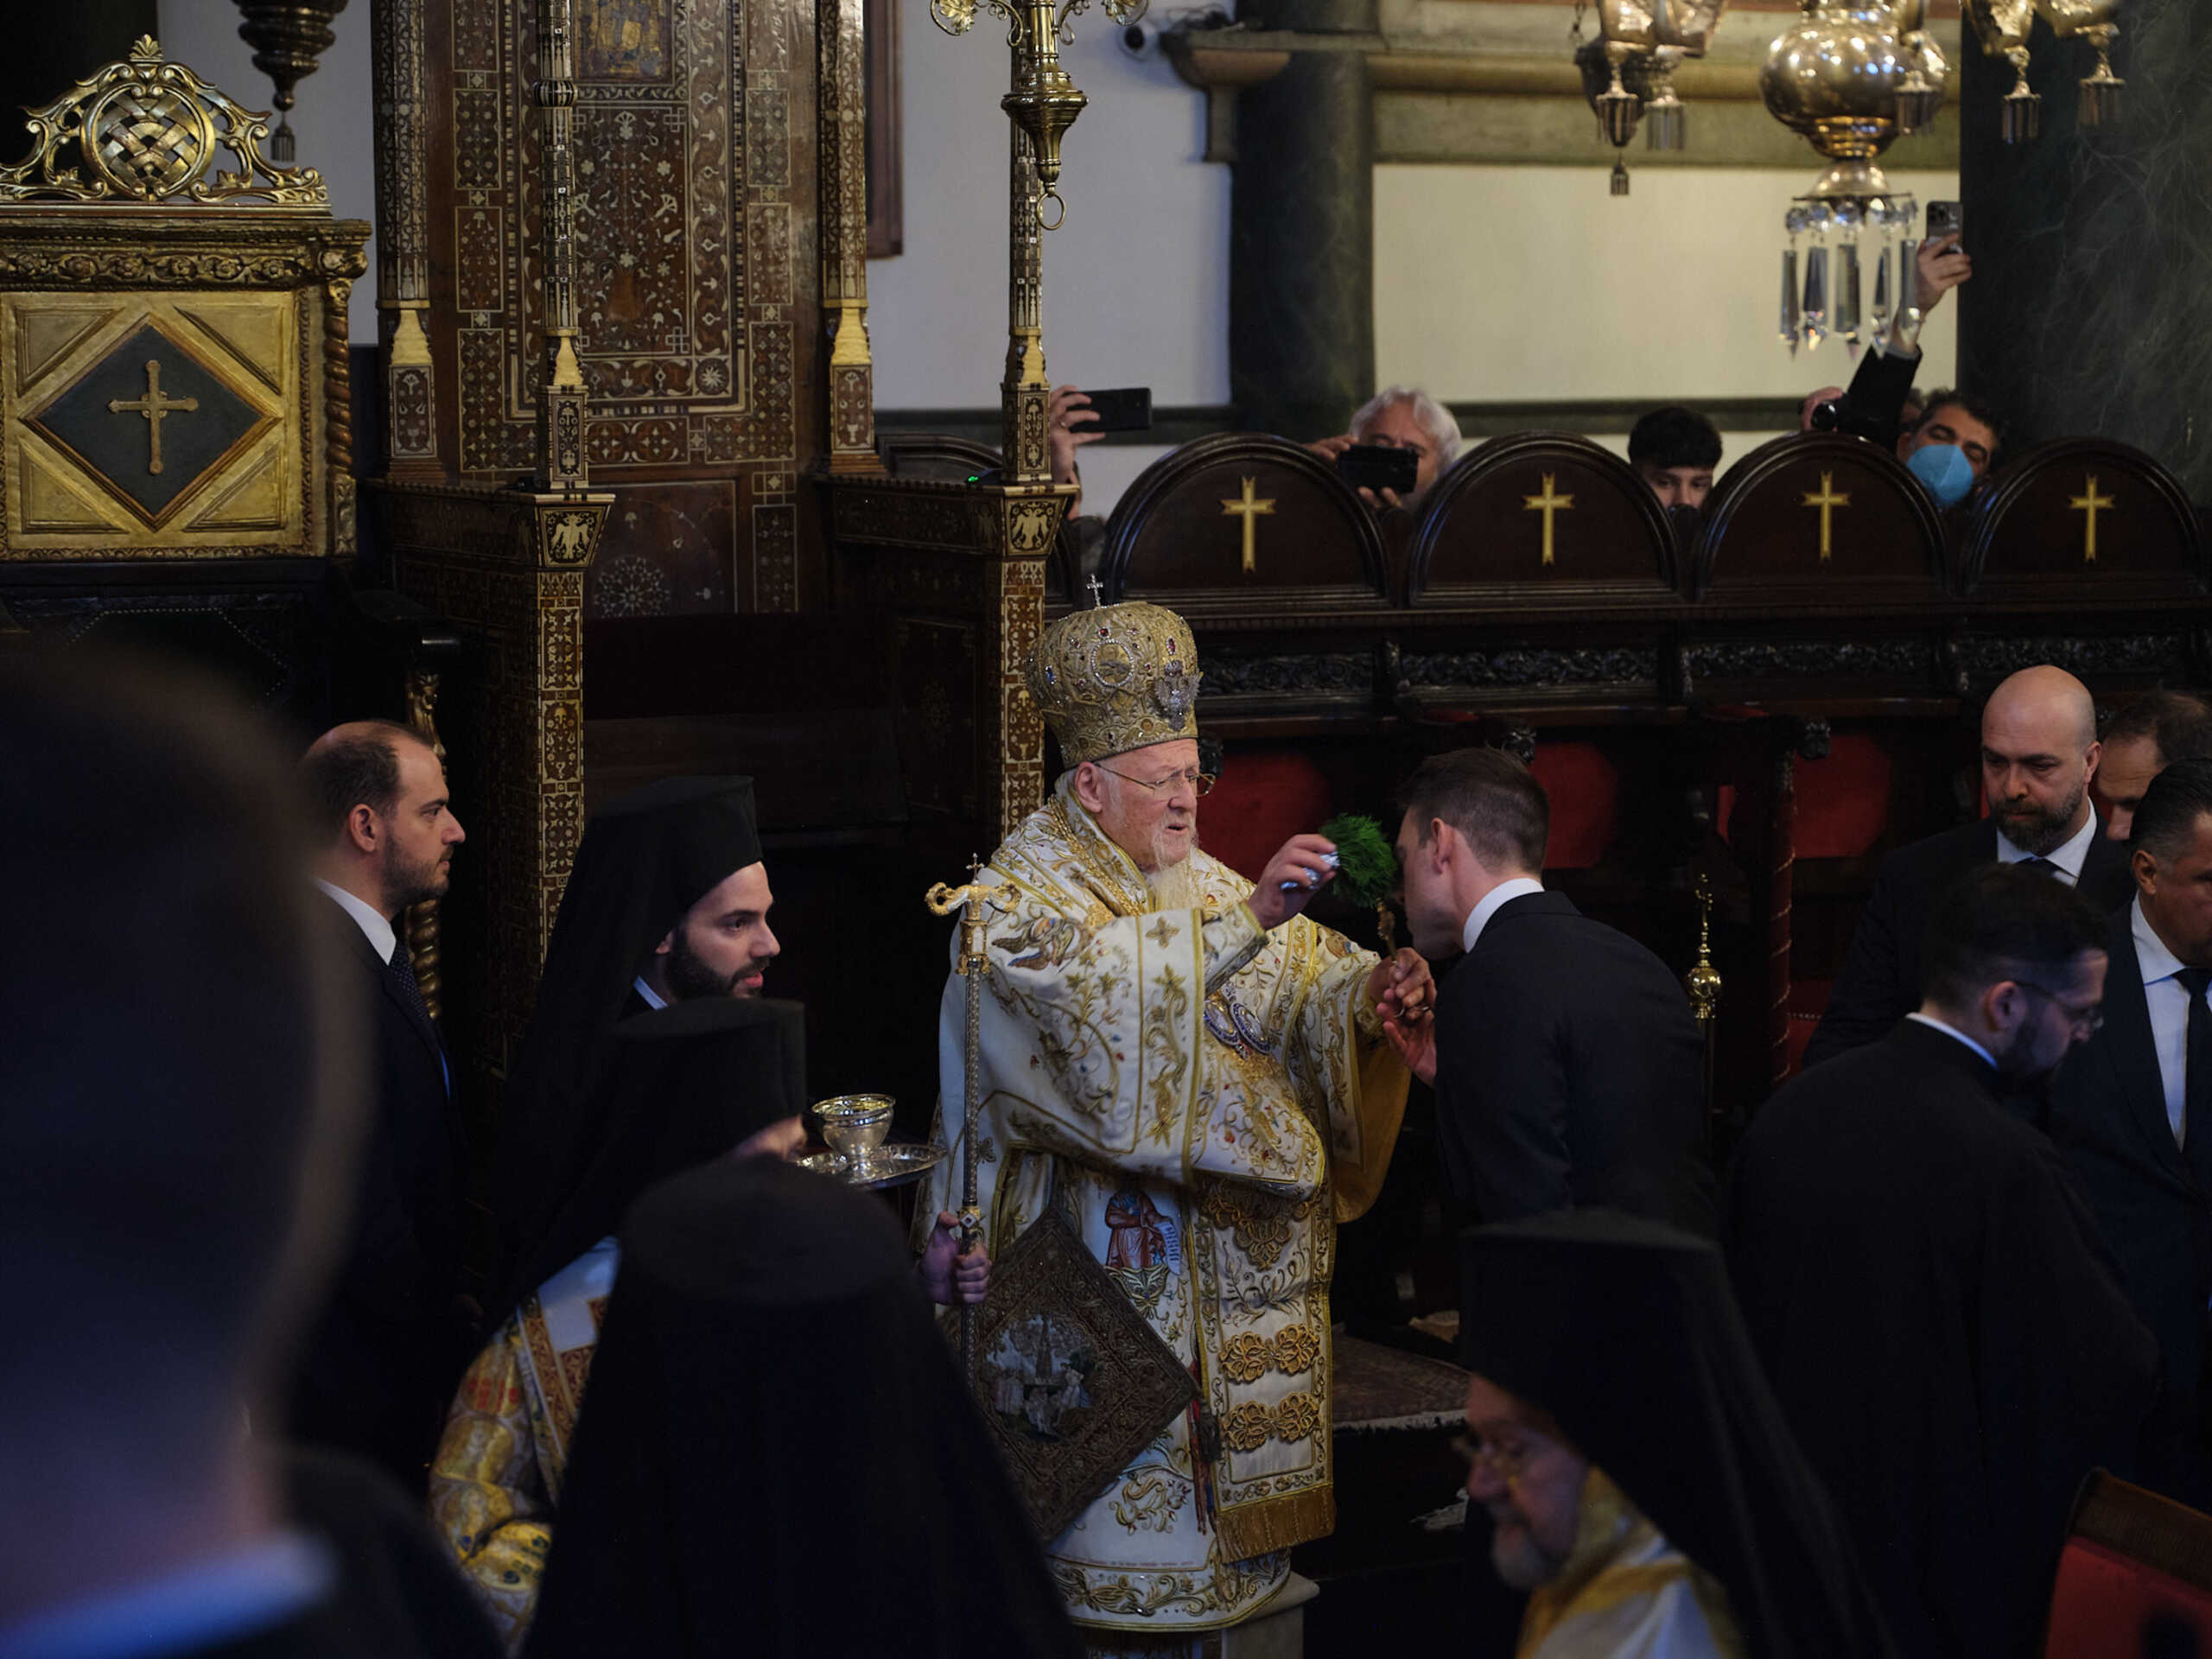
[289,895,469,1488]
[1803,817,2134,1071]
[1727,1020,2158,1657]
[1837,337,1923,448]
[1432,890,1716,1235]
[2050,903,2212,1497]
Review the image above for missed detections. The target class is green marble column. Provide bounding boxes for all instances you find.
[1957,0,2212,498]
[1230,0,1375,441]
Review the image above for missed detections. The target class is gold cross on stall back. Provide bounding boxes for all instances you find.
[1802,470,1849,561]
[2070,474,2113,563]
[107,359,198,476]
[1220,476,1275,574]
[1522,473,1573,566]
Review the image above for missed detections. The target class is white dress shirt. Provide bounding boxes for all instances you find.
[312,877,396,963]
[2131,895,2196,1147]
[1461,877,1548,956]
[1994,810,2100,887]
[1904,1011,1999,1070]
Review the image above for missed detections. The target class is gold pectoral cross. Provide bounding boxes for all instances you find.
[1220,475,1274,574]
[2070,474,2113,563]
[1522,473,1573,566]
[107,359,198,476]
[1802,470,1849,561]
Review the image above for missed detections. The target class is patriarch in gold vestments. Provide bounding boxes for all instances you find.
[919,596,1432,1637]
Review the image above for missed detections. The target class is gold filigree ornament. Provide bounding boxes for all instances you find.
[1221,1332,1271,1384]
[0,36,326,207]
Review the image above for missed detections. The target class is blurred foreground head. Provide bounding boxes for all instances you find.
[0,657,361,1592]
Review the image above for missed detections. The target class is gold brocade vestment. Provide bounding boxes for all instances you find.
[919,779,1411,1632]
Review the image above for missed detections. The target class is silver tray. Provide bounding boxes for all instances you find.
[796,1140,948,1190]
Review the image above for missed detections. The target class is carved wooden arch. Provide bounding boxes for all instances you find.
[1099,433,1392,619]
[1694,432,1946,603]
[1406,431,1682,608]
[1957,436,2206,600]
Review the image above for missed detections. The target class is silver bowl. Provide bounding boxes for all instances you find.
[814,1094,894,1166]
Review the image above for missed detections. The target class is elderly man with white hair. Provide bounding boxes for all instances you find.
[918,592,1433,1646]
[1305,385,1464,511]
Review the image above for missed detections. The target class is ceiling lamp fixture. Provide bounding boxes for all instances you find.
[1571,0,1730,197]
[1961,0,2124,142]
[1761,3,1943,357]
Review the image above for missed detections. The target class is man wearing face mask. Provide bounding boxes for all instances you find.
[1804,664,2134,1074]
[1799,235,1986,507]
[1897,387,2003,508]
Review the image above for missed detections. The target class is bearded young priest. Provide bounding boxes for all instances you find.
[918,596,1433,1643]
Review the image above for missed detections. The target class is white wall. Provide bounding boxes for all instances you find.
[1375,164,1959,404]
[156,3,379,344]
[869,19,1229,411]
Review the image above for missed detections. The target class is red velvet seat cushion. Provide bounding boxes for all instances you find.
[1783,980,1832,1079]
[1203,750,1333,884]
[2044,1536,2212,1656]
[1530,742,1618,872]
[1718,734,1894,861]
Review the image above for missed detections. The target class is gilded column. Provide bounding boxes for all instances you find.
[820,0,882,472]
[371,0,440,475]
[532,0,588,490]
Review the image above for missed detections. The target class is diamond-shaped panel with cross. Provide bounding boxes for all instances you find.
[27,323,270,524]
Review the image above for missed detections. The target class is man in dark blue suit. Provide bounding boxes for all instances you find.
[1805,664,2134,1072]
[294,720,470,1488]
[1389,746,1714,1235]
[2052,757,2212,1503]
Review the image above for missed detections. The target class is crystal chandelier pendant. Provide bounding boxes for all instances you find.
[1643,47,1686,151]
[1781,213,1804,356]
[1871,236,1892,336]
[1803,225,1829,353]
[1834,203,1863,350]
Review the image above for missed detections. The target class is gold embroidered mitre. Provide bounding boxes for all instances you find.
[1028,600,1204,766]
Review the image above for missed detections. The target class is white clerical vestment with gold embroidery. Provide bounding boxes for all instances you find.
[920,779,1409,1634]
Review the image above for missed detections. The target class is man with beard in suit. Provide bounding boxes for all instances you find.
[1729,864,2157,1656]
[1804,664,2133,1072]
[294,721,471,1487]
[2052,757,2212,1503]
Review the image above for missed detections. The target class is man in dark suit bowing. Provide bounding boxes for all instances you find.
[1804,664,2133,1072]
[1389,746,1715,1234]
[2051,758,2212,1503]
[294,720,471,1488]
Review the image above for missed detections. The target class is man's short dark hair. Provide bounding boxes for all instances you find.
[1628,405,1722,473]
[2130,757,2212,867]
[301,720,421,842]
[1397,747,1548,873]
[1912,387,2005,458]
[1922,863,2107,1011]
[2106,690,2212,771]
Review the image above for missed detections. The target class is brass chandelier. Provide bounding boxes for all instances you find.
[1758,0,2124,355]
[1573,0,1731,196]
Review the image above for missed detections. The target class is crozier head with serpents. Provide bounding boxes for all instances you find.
[1029,598,1209,875]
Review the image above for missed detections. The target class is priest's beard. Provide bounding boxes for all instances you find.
[1991,777,2087,857]
[1488,1516,1570,1592]
[664,929,770,999]
[1143,848,1205,912]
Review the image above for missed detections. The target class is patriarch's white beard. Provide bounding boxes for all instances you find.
[1144,851,1205,913]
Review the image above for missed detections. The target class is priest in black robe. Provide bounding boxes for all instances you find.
[1459,1210,1898,1657]
[523,1156,1080,1659]
[1726,863,2159,1657]
[487,773,770,1305]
